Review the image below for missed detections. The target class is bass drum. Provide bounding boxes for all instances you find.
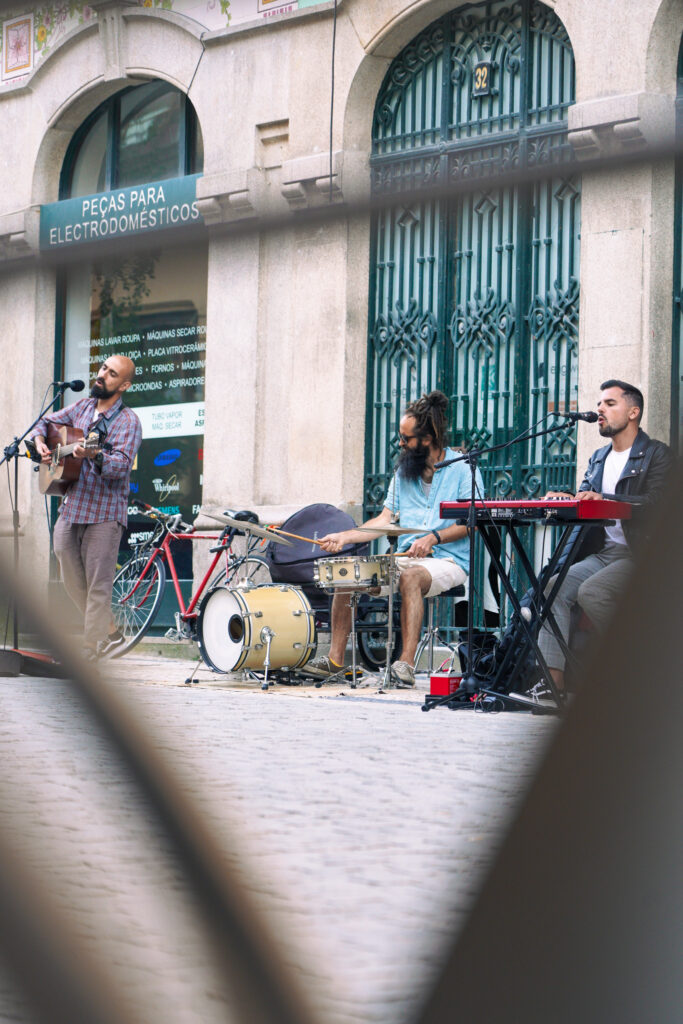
[197,584,315,674]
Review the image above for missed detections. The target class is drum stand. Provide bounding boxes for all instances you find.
[314,589,365,689]
[380,536,399,689]
[348,592,362,688]
[260,627,275,691]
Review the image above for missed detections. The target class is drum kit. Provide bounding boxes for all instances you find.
[195,512,413,689]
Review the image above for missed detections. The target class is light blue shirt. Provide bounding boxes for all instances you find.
[384,448,483,571]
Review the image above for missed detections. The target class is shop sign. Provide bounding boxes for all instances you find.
[39,174,202,250]
[136,402,205,440]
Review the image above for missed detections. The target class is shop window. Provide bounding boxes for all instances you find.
[62,81,203,199]
[62,244,207,534]
[56,82,207,609]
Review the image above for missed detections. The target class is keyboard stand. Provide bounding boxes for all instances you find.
[423,520,595,714]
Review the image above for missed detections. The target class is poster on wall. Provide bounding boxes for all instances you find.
[2,13,32,80]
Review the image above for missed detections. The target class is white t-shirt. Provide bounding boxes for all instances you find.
[601,445,631,546]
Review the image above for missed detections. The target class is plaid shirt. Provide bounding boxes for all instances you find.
[32,397,142,526]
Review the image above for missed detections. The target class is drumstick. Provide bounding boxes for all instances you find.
[266,527,415,553]
[265,525,321,545]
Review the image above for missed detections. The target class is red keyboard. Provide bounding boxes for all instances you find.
[440,499,632,523]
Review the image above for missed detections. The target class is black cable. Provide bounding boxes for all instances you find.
[329,0,338,204]
[186,33,206,96]
[38,381,59,556]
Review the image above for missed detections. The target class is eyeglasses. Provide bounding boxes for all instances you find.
[398,432,418,444]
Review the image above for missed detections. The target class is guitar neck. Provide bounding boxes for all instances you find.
[54,439,99,459]
[56,442,80,458]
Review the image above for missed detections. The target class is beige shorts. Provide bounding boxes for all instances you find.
[381,557,467,598]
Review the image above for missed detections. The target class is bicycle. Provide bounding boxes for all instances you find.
[110,501,271,657]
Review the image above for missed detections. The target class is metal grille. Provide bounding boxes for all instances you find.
[365,0,580,625]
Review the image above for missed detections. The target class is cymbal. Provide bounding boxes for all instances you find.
[357,524,418,536]
[200,510,293,547]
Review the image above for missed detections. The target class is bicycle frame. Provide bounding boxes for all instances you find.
[122,527,252,623]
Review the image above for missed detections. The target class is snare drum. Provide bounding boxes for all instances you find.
[313,555,396,592]
[197,584,315,674]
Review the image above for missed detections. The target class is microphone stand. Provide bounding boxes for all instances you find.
[433,415,585,710]
[0,385,74,676]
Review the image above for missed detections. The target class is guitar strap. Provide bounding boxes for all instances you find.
[89,403,126,452]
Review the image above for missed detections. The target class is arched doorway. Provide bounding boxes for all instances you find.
[365,0,580,512]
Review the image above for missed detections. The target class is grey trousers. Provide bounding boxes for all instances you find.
[537,542,633,672]
[53,518,123,652]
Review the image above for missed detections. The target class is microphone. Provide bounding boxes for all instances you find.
[52,379,85,392]
[565,410,599,423]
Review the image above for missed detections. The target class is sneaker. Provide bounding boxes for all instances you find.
[97,630,126,659]
[391,660,416,688]
[305,654,345,679]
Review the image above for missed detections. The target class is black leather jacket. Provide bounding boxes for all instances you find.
[574,429,672,555]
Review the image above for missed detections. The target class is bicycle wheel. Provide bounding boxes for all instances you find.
[110,552,167,656]
[211,555,272,590]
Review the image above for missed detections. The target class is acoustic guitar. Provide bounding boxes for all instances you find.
[39,423,102,496]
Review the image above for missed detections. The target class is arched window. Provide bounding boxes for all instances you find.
[365,0,579,511]
[61,80,203,199]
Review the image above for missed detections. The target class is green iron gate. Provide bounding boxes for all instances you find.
[365,0,580,516]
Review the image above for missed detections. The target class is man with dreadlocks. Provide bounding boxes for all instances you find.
[310,390,481,687]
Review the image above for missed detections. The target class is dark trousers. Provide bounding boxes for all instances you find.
[53,518,123,652]
[537,542,632,672]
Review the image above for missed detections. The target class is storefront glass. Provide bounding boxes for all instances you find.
[62,241,207,549]
[64,81,200,199]
[118,85,185,188]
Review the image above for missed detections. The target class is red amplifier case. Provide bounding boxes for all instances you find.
[430,674,462,696]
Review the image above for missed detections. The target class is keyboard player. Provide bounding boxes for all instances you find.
[537,379,672,694]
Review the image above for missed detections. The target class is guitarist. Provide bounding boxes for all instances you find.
[31,355,142,661]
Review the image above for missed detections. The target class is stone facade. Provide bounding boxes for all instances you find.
[0,0,680,585]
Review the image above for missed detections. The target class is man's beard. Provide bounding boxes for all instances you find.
[598,420,626,438]
[91,379,114,399]
[397,442,430,482]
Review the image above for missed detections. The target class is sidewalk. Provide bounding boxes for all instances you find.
[0,649,558,1023]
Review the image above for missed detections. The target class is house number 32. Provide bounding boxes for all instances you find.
[473,61,493,96]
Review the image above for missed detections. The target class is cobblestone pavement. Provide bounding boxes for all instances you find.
[0,652,558,1023]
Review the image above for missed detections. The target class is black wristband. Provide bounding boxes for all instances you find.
[431,529,441,545]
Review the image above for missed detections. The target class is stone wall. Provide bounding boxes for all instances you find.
[0,0,678,576]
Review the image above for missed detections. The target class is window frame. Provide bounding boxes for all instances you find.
[59,81,201,200]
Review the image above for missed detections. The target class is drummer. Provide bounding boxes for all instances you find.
[309,390,482,687]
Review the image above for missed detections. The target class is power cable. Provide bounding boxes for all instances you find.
[186,32,206,96]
